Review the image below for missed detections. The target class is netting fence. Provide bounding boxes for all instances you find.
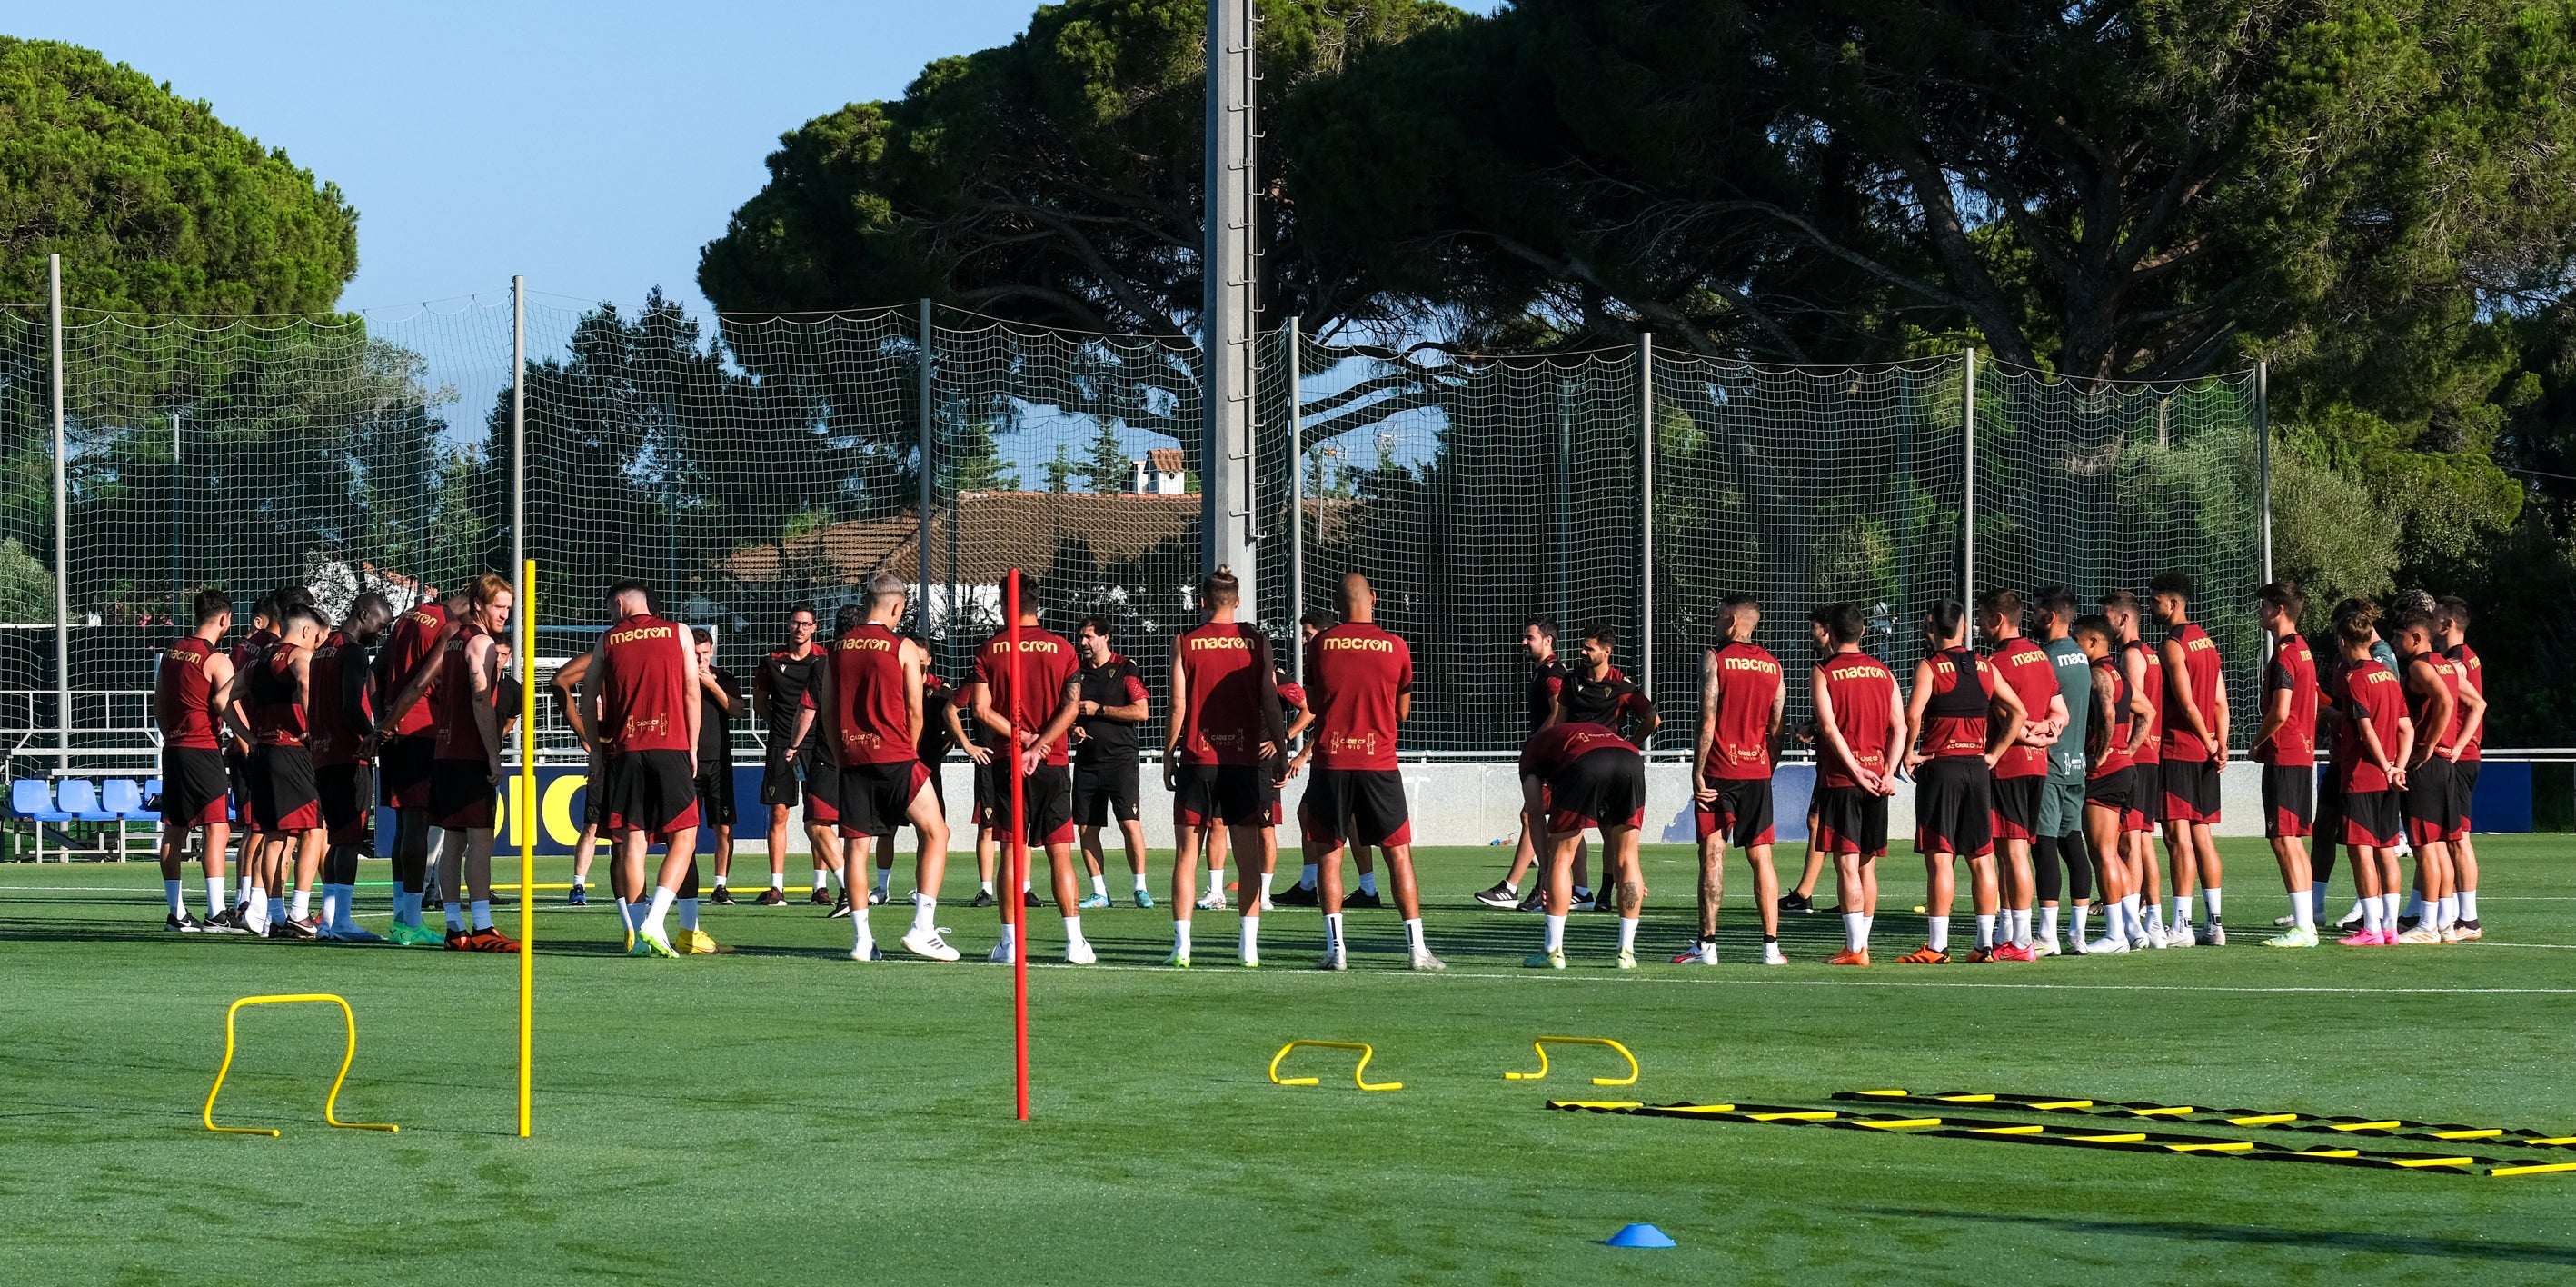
[0,291,2263,765]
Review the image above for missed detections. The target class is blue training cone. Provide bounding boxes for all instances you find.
[1605,1223,1676,1249]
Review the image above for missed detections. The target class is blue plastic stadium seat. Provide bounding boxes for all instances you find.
[60,778,119,823]
[104,779,154,822]
[11,780,69,822]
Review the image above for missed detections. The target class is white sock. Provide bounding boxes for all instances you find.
[2173,894,2193,926]
[2120,893,2142,931]
[1299,863,1320,891]
[913,895,938,933]
[443,901,465,932]
[318,884,341,926]
[2438,893,2458,928]
[1090,874,1108,898]
[1323,911,1344,953]
[1403,917,1426,952]
[1359,872,1379,895]
[980,880,995,895]
[2145,902,2166,930]
[2203,886,2223,921]
[1544,913,1566,952]
[2460,890,2479,922]
[1859,913,1874,943]
[614,896,632,929]
[1172,921,1192,956]
[1258,873,1275,902]
[993,924,1016,954]
[285,889,307,921]
[678,897,698,932]
[1239,916,1259,959]
[1974,913,1995,948]
[828,866,846,893]
[1133,873,1149,893]
[2362,899,2383,933]
[1842,912,1862,952]
[1063,915,1088,948]
[853,906,873,951]
[1617,916,1638,953]
[711,873,727,889]
[2381,892,2402,925]
[243,884,266,924]
[769,872,785,891]
[2071,904,2089,941]
[641,886,677,935]
[164,879,185,916]
[472,899,494,932]
[2292,893,2313,931]
[2011,909,2032,943]
[205,875,226,915]
[2039,906,2059,941]
[1927,915,1950,951]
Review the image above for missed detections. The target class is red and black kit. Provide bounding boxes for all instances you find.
[244,644,320,833]
[1913,646,1994,858]
[2254,632,2319,841]
[154,635,232,829]
[1519,722,1645,834]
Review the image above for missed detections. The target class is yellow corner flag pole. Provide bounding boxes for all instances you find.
[519,558,536,1138]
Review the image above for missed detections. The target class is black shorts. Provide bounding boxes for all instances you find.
[1547,748,1646,834]
[981,763,1075,846]
[1301,767,1411,848]
[695,760,738,829]
[380,734,436,810]
[2402,757,2457,847]
[2313,774,2343,846]
[1989,773,2043,842]
[760,740,817,807]
[430,757,496,830]
[1077,754,1145,826]
[1913,755,1994,858]
[2261,764,2314,840]
[2452,759,2481,833]
[2161,757,2222,824]
[2341,786,2402,848]
[583,758,608,829]
[839,759,932,839]
[1811,783,1889,857]
[2084,767,2133,814]
[2124,761,2161,833]
[161,745,231,829]
[1172,762,1263,829]
[1694,775,1775,848]
[317,762,375,846]
[601,749,700,834]
[247,743,322,833]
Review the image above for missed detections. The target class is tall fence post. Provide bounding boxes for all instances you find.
[1287,315,1304,681]
[49,253,68,773]
[1961,348,1977,647]
[1638,333,1654,740]
[510,275,526,679]
[918,298,935,646]
[2256,358,2272,584]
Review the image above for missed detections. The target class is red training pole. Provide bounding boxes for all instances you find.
[1006,570,1029,1121]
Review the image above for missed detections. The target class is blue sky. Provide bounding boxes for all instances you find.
[23,0,1500,320]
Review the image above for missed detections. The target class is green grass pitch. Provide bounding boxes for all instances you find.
[5,836,2574,1282]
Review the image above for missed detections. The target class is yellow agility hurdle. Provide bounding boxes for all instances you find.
[203,993,399,1136]
[1503,1036,1640,1086]
[1269,1041,1402,1092]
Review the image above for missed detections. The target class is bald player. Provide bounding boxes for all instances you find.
[812,574,958,962]
[1683,593,1786,966]
[582,580,703,958]
[1163,567,1293,967]
[1288,574,1443,972]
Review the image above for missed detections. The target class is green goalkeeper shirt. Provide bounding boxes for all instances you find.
[2044,635,2093,784]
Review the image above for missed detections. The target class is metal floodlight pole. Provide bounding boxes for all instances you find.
[1637,334,1654,734]
[1287,315,1304,680]
[2256,359,2272,584]
[49,254,69,773]
[919,300,936,644]
[1202,0,1258,604]
[512,276,527,681]
[1962,349,1977,647]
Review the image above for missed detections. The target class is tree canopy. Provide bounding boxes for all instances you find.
[694,0,1461,339]
[0,38,358,314]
